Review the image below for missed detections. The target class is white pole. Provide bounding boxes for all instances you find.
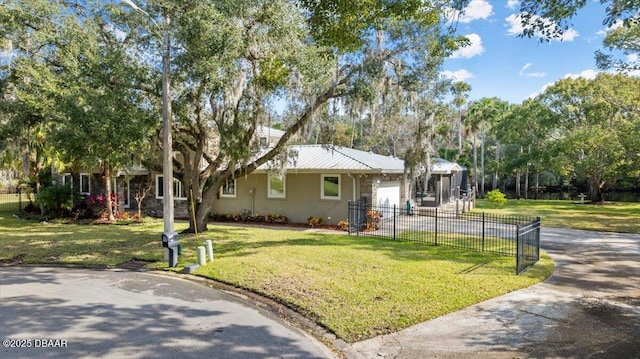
[206,240,213,261]
[197,246,206,265]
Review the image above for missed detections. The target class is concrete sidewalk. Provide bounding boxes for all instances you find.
[351,228,640,359]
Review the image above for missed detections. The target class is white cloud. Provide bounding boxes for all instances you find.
[457,0,493,23]
[441,69,475,82]
[596,20,623,37]
[528,70,600,99]
[519,63,546,77]
[563,69,598,80]
[505,13,579,42]
[506,0,519,10]
[450,33,484,59]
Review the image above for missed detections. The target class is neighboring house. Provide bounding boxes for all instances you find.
[212,145,409,225]
[420,158,468,207]
[52,164,149,212]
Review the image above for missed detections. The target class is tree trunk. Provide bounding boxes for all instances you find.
[473,132,478,197]
[480,118,485,198]
[515,170,521,200]
[534,171,540,200]
[457,108,462,156]
[104,161,116,221]
[188,178,220,233]
[493,141,500,190]
[524,164,529,200]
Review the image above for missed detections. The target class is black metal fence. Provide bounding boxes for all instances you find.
[0,191,23,213]
[348,199,541,274]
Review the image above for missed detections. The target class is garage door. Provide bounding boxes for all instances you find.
[376,182,401,209]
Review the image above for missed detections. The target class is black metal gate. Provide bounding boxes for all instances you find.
[516,218,541,274]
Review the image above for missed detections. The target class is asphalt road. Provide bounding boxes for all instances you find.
[0,267,336,359]
[352,227,640,358]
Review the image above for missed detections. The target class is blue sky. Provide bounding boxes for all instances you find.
[441,0,618,104]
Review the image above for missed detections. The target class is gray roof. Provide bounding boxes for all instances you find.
[430,158,465,174]
[257,145,405,173]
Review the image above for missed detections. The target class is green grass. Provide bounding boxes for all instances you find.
[397,230,518,254]
[0,214,184,266]
[475,199,640,234]
[0,193,20,212]
[0,214,553,342]
[180,225,552,342]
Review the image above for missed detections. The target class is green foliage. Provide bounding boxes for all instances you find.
[486,189,507,208]
[37,184,72,216]
[518,0,639,71]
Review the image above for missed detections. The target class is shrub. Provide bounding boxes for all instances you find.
[486,189,507,208]
[366,210,383,229]
[307,216,323,227]
[338,220,349,231]
[37,184,73,217]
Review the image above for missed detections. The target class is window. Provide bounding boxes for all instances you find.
[268,175,286,198]
[259,137,268,148]
[321,174,341,200]
[156,175,187,200]
[61,173,72,187]
[80,173,91,195]
[220,178,236,198]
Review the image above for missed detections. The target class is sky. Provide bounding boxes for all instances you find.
[441,0,625,104]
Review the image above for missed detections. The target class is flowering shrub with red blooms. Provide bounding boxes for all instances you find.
[86,193,119,218]
[88,193,117,208]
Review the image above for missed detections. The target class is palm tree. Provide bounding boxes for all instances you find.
[467,98,497,198]
[451,81,471,157]
[491,101,511,190]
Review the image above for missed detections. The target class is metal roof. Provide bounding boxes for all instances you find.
[256,145,405,173]
[430,158,465,174]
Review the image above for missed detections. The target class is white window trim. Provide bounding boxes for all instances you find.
[156,174,187,200]
[321,174,341,200]
[61,173,72,187]
[220,178,237,198]
[80,173,91,195]
[267,174,286,199]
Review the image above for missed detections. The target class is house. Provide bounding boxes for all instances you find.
[212,145,409,225]
[51,126,410,224]
[52,164,150,213]
[420,158,468,207]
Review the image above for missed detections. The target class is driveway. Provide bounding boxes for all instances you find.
[0,267,336,359]
[352,227,640,359]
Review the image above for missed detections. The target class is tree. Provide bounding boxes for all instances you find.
[518,0,640,72]
[117,0,466,232]
[2,1,157,221]
[490,101,511,190]
[538,73,640,202]
[451,81,471,157]
[494,99,556,199]
[467,97,498,198]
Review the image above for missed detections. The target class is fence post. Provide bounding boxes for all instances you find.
[482,212,485,252]
[516,224,521,275]
[536,217,541,260]
[434,207,438,246]
[393,204,397,241]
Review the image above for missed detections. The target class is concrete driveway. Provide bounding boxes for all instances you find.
[0,267,336,359]
[352,228,640,359]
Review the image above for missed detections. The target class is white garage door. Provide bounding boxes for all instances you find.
[376,182,401,209]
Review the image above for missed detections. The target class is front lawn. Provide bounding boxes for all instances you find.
[475,199,640,234]
[0,214,552,343]
[170,224,553,342]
